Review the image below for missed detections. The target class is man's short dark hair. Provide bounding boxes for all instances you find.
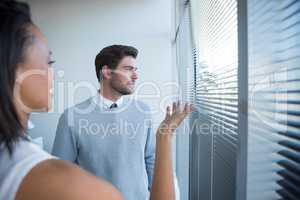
[95,45,138,82]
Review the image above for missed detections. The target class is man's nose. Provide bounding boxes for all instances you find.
[132,70,138,80]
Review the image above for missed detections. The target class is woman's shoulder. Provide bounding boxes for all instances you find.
[0,138,122,200]
[15,159,123,200]
[0,136,54,182]
[0,137,55,200]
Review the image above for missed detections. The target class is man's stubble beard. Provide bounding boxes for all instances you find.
[110,80,134,96]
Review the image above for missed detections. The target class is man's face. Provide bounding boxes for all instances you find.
[109,56,138,95]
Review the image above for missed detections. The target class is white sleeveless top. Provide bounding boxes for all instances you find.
[0,135,55,200]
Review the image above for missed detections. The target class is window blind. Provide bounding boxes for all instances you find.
[174,1,195,200]
[247,0,300,199]
[193,0,239,199]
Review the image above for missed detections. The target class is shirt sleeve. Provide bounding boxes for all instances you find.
[144,116,156,191]
[52,110,78,162]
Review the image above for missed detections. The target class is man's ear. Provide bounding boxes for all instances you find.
[102,65,112,80]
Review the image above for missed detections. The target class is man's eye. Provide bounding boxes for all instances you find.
[48,60,56,65]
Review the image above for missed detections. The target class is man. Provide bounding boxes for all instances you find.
[52,45,156,200]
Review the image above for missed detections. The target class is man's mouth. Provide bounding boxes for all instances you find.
[128,82,135,86]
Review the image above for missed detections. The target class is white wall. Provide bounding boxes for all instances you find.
[26,0,176,152]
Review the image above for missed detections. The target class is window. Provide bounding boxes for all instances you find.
[188,0,239,199]
[176,0,300,199]
[246,0,300,199]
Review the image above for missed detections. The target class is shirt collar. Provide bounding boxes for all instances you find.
[93,92,123,109]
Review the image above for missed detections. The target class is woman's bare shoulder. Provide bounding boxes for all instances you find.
[16,159,123,200]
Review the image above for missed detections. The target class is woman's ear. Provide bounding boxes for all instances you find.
[15,64,25,84]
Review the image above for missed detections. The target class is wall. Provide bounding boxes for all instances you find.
[25,0,176,152]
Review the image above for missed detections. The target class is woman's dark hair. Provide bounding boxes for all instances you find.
[95,45,138,82]
[0,0,33,154]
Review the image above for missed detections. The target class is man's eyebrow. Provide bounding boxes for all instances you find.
[122,65,134,68]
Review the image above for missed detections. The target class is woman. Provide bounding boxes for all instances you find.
[0,1,192,200]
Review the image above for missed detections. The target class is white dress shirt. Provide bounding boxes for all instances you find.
[92,93,124,110]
